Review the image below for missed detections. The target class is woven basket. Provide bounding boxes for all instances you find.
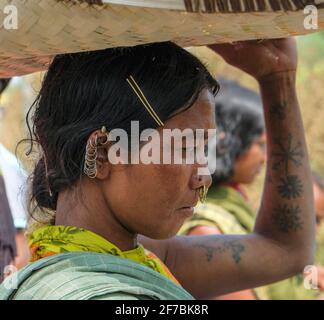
[0,0,323,77]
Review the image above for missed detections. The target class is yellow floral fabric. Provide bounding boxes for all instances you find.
[29,225,180,285]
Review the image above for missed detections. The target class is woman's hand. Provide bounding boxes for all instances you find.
[209,38,297,83]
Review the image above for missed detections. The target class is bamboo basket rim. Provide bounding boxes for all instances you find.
[0,0,323,77]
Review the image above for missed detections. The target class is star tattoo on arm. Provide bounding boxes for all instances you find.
[269,102,287,121]
[271,134,304,173]
[277,175,303,199]
[272,204,303,233]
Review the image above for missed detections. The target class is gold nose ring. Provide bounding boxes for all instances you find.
[199,185,208,203]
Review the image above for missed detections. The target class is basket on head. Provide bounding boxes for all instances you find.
[0,0,323,77]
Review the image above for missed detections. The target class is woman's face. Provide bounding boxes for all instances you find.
[231,133,266,185]
[313,183,324,225]
[101,89,216,239]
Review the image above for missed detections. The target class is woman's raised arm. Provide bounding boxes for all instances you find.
[140,38,316,299]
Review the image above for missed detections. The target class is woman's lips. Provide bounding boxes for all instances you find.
[177,197,199,217]
[177,206,195,217]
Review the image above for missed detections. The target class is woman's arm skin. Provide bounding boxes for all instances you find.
[188,225,257,300]
[140,38,315,299]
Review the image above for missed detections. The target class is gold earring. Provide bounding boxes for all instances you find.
[99,126,109,145]
[199,185,208,203]
[84,135,98,179]
[84,126,109,179]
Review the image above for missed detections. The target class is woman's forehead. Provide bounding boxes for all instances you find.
[165,89,216,131]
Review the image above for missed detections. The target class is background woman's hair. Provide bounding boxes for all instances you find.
[211,77,264,186]
[23,41,218,217]
[0,78,11,96]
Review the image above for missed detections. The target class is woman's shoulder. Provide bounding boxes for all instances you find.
[0,252,192,300]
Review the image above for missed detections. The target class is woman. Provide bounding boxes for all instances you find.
[180,78,266,299]
[0,39,315,300]
[0,79,30,283]
[0,174,16,283]
[0,143,30,271]
[0,78,16,283]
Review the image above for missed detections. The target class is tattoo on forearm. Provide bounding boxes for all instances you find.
[277,175,303,200]
[269,102,287,121]
[194,240,245,264]
[271,134,304,173]
[273,204,303,233]
[270,132,304,200]
[267,130,305,232]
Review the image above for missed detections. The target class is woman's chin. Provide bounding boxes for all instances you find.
[147,225,184,240]
[140,213,193,239]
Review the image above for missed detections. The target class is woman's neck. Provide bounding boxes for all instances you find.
[55,181,138,251]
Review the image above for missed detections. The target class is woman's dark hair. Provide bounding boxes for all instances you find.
[0,78,11,96]
[25,42,219,214]
[211,78,264,186]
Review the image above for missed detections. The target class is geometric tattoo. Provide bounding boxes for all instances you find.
[277,175,303,199]
[272,204,303,233]
[270,102,287,121]
[195,239,245,264]
[271,134,304,173]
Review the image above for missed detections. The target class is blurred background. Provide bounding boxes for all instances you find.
[1,32,323,208]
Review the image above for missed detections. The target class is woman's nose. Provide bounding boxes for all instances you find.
[190,171,212,190]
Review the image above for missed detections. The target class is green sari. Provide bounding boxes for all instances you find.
[0,225,193,300]
[0,252,193,300]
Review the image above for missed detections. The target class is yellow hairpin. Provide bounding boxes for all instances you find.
[126,75,164,127]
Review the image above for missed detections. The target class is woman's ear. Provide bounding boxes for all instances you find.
[85,128,111,180]
[96,145,110,180]
[85,127,129,180]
